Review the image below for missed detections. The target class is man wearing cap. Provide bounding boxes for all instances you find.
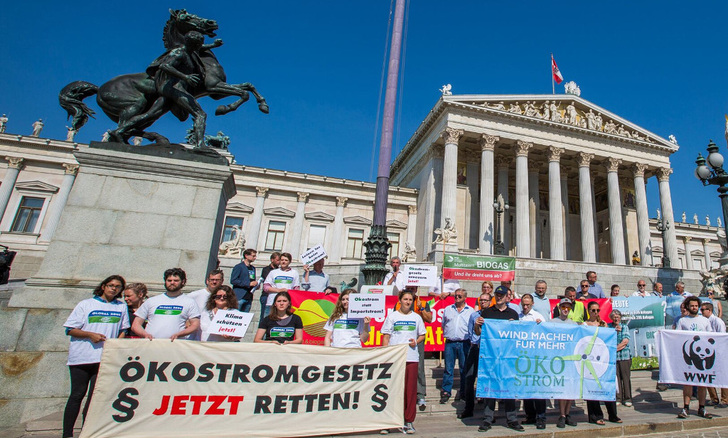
[458,292,491,419]
[477,286,523,432]
[440,288,474,404]
[552,298,578,428]
[551,287,586,323]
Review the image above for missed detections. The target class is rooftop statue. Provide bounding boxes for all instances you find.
[59,9,268,149]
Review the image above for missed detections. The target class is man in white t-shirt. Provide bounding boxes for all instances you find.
[187,269,224,340]
[132,268,201,340]
[676,296,714,420]
[518,294,545,322]
[263,252,300,311]
[383,256,407,292]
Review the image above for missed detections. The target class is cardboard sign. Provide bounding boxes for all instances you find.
[403,265,437,287]
[300,244,327,266]
[359,285,396,295]
[347,293,386,319]
[207,309,254,338]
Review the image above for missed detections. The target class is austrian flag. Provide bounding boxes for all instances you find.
[552,55,564,84]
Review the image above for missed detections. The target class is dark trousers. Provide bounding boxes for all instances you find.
[405,362,419,423]
[586,400,619,422]
[523,398,547,421]
[63,363,100,438]
[616,359,632,402]
[484,398,518,424]
[463,344,480,414]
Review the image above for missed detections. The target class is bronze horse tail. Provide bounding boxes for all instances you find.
[59,81,98,132]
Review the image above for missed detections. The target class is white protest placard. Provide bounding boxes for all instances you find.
[207,309,254,338]
[359,285,396,295]
[403,264,437,287]
[300,244,327,266]
[348,293,386,319]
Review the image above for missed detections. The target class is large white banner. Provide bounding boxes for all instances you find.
[657,330,728,388]
[80,340,406,438]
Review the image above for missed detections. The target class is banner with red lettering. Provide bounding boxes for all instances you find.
[80,340,406,438]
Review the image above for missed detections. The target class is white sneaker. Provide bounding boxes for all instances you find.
[379,429,389,435]
[404,422,415,434]
[417,398,426,411]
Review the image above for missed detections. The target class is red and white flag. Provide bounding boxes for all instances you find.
[551,55,564,84]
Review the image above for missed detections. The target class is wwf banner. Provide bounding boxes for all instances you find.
[80,340,405,438]
[477,320,617,401]
[657,330,728,388]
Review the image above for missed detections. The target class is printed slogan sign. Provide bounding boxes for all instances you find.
[207,310,254,338]
[79,340,405,438]
[442,253,515,282]
[477,320,617,401]
[657,330,728,388]
[348,294,386,319]
[300,245,327,266]
[403,265,437,287]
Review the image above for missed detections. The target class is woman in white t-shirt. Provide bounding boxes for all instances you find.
[200,285,240,342]
[381,290,426,435]
[62,275,130,438]
[324,289,371,348]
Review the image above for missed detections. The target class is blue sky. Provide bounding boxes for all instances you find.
[1,1,728,223]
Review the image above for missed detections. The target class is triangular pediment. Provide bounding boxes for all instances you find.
[443,94,677,150]
[226,202,253,214]
[264,206,296,218]
[14,180,59,193]
[344,215,372,226]
[305,211,335,222]
[386,219,407,229]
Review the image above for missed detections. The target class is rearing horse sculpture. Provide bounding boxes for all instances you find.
[59,9,268,148]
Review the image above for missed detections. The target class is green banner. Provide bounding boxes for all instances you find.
[442,253,516,282]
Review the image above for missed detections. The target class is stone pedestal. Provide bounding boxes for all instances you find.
[0,143,235,427]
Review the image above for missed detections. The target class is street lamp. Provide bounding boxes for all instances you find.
[655,219,670,268]
[695,139,728,265]
[493,195,509,255]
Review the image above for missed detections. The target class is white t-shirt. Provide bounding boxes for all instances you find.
[429,277,461,295]
[264,268,300,305]
[187,288,211,341]
[676,315,712,332]
[381,311,426,362]
[383,271,407,292]
[135,293,201,339]
[324,318,365,348]
[64,297,130,365]
[518,309,545,322]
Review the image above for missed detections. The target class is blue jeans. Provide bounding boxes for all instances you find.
[259,293,271,321]
[239,298,252,313]
[442,340,469,395]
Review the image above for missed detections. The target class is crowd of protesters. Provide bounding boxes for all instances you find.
[61,254,725,436]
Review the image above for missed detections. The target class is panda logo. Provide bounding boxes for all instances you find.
[682,335,716,371]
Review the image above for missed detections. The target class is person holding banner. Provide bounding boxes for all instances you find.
[381,289,426,434]
[609,309,633,407]
[519,294,547,429]
[702,302,728,406]
[676,296,714,419]
[459,292,491,419]
[200,285,240,342]
[552,287,586,323]
[440,288,474,404]
[254,291,303,344]
[551,298,578,428]
[62,275,130,438]
[584,302,621,425]
[324,289,371,347]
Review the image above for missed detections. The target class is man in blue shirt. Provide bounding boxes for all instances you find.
[230,248,258,312]
[585,270,606,298]
[532,280,551,319]
[440,288,475,404]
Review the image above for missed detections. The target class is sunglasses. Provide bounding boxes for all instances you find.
[214,294,227,299]
[638,284,646,287]
[581,285,589,288]
[454,294,463,298]
[590,308,600,312]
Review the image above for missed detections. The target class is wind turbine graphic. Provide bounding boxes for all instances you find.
[561,328,609,398]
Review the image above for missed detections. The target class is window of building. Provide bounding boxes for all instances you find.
[265,221,286,251]
[308,225,326,248]
[346,228,364,259]
[387,232,400,259]
[11,196,44,233]
[221,216,244,243]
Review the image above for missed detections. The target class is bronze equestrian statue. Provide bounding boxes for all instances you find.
[59,9,268,148]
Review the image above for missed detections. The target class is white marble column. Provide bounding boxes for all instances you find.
[329,196,347,263]
[516,141,532,258]
[441,127,463,228]
[657,167,679,265]
[40,163,79,242]
[247,187,268,250]
[406,205,417,246]
[578,153,596,262]
[496,156,511,254]
[684,237,694,270]
[548,147,565,260]
[528,162,541,258]
[561,173,570,260]
[0,157,24,223]
[704,239,712,269]
[479,134,498,254]
[289,192,309,260]
[633,163,651,267]
[606,158,626,265]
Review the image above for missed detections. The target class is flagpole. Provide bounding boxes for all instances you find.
[551,53,555,95]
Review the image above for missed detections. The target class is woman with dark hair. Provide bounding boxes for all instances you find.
[324,289,371,348]
[584,301,621,425]
[254,291,303,344]
[62,275,129,438]
[123,283,148,338]
[200,285,240,342]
